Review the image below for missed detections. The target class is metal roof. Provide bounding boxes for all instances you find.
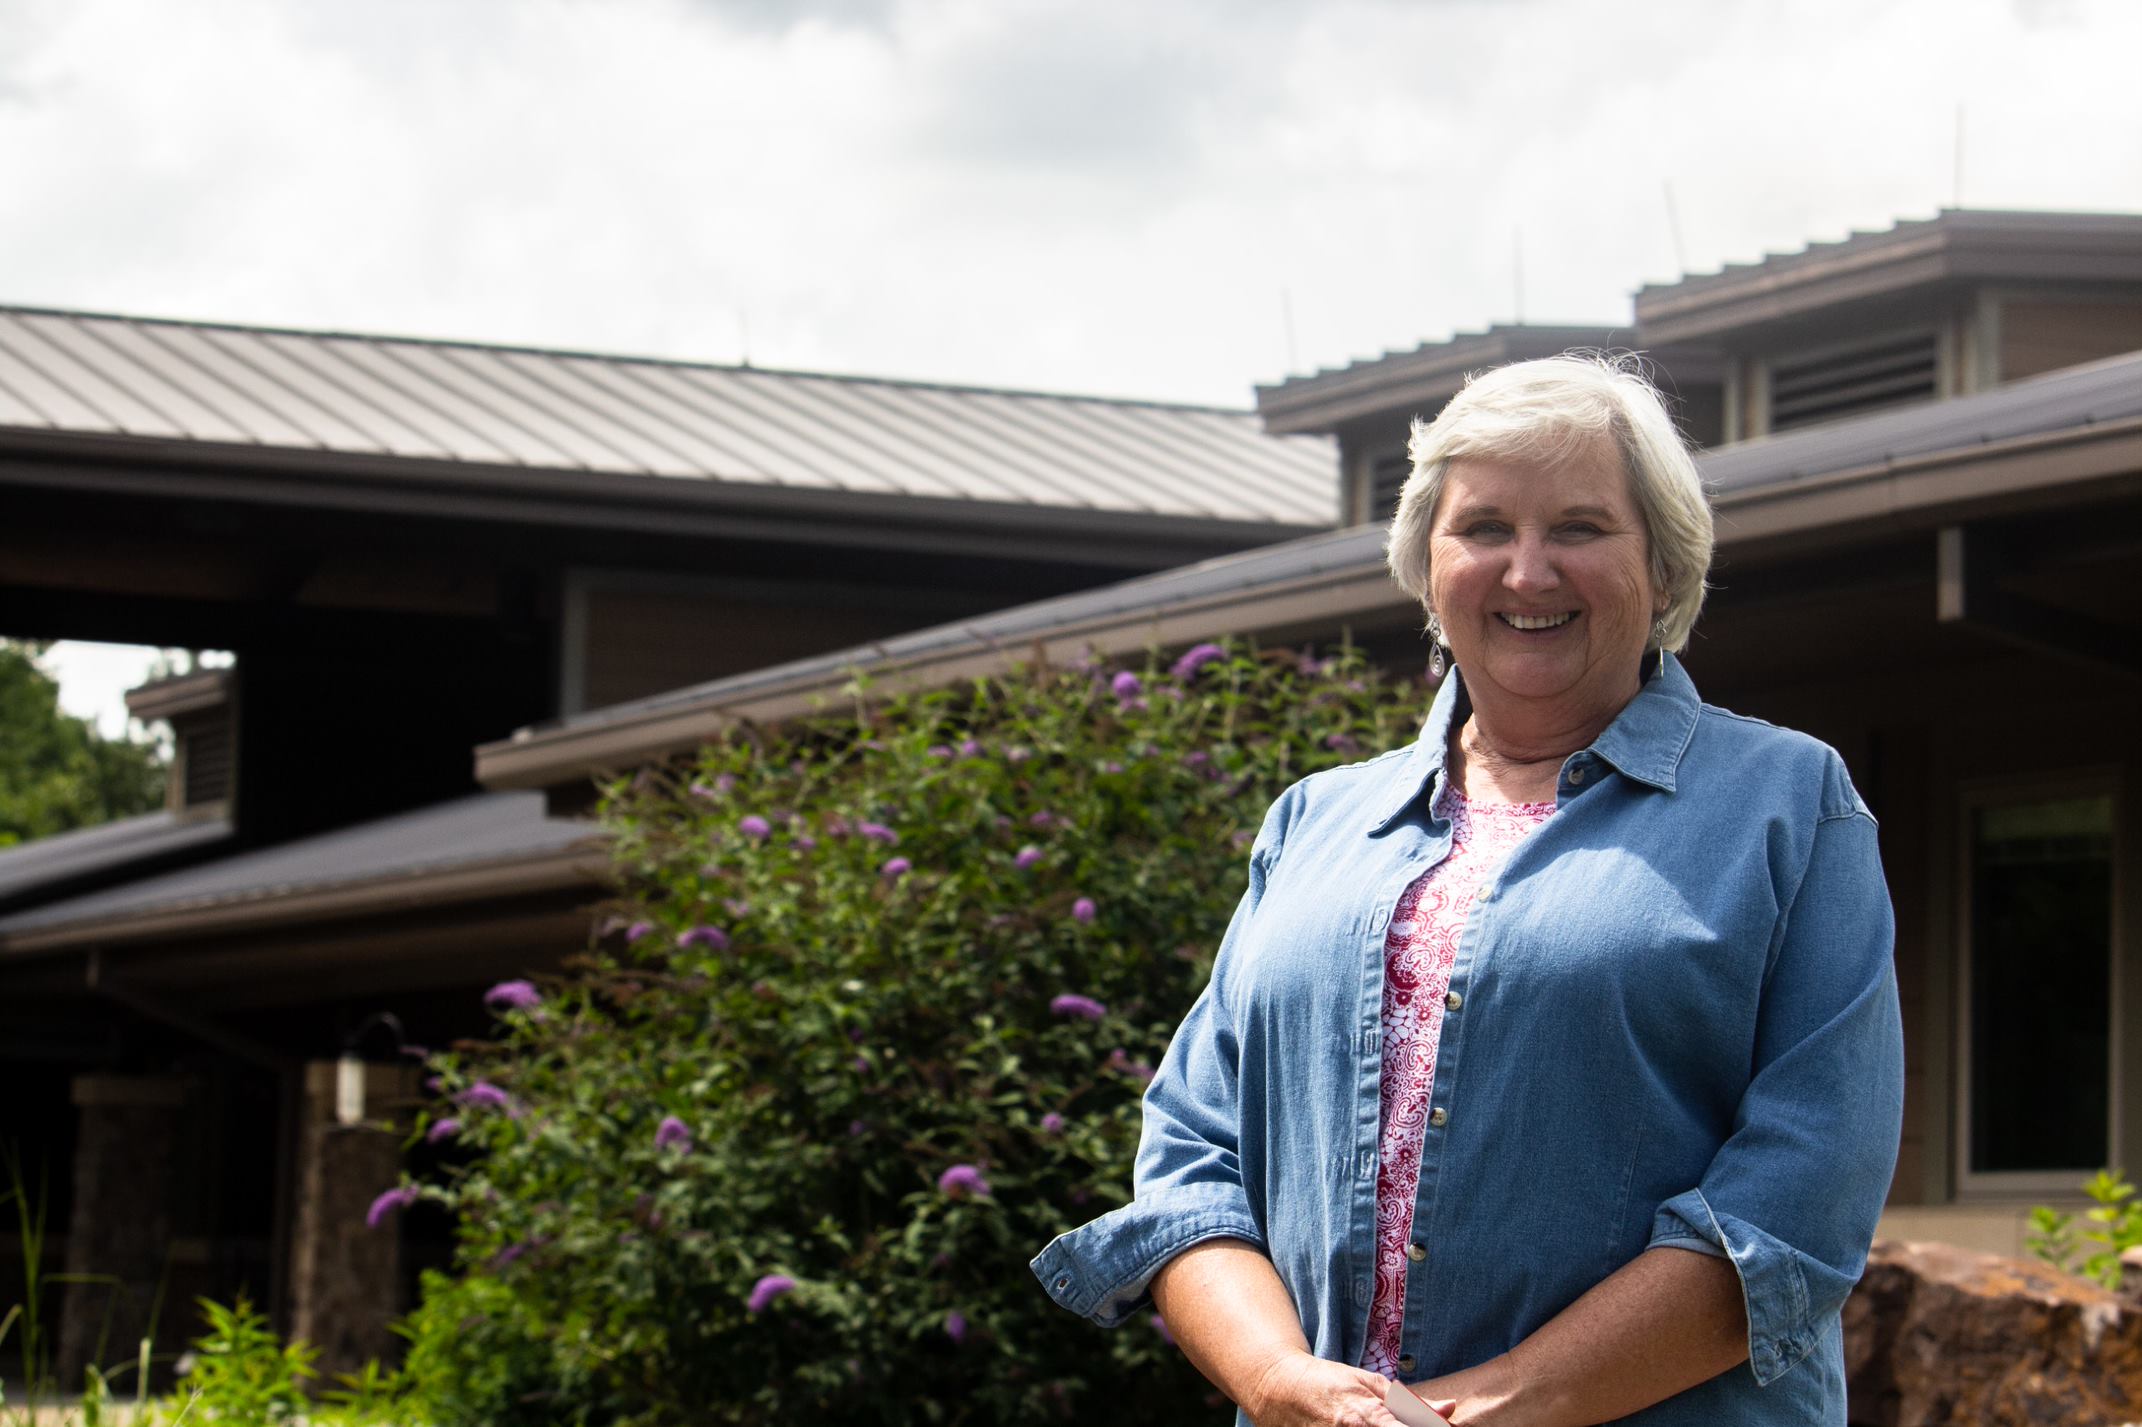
[1256,324,1626,436]
[0,792,596,940]
[476,350,2142,785]
[0,810,232,905]
[0,307,1336,527]
[1703,348,2142,495]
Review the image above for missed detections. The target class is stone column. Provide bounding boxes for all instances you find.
[285,1061,418,1379]
[57,1075,190,1385]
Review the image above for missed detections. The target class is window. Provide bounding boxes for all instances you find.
[1367,450,1411,524]
[1959,788,2116,1189]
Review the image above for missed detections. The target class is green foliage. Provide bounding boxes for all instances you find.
[2029,1169,2142,1290]
[399,643,1424,1426]
[172,1295,316,1424]
[0,641,166,847]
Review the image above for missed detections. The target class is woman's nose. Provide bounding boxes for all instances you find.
[1501,535,1559,591]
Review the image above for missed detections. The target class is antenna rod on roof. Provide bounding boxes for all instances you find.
[1662,180,1688,276]
[1280,286,1299,374]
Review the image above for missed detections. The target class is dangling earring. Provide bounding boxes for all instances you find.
[1429,644,1448,679]
[1652,618,1669,649]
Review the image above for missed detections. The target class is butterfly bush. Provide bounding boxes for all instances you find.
[398,640,1415,1426]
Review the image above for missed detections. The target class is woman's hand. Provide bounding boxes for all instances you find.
[1242,1349,1414,1427]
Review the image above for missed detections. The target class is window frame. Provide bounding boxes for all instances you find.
[1952,770,2124,1200]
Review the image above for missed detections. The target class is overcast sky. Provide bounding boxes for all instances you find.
[10,0,2141,733]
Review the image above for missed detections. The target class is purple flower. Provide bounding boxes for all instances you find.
[1040,1112,1066,1134]
[677,925,731,952]
[927,744,954,759]
[880,856,911,880]
[425,1117,461,1145]
[945,1310,968,1344]
[1029,811,1058,829]
[854,1055,871,1074]
[1107,1048,1156,1082]
[491,1239,533,1269]
[738,814,772,839]
[655,1116,692,1152]
[724,898,751,917]
[857,821,899,845]
[484,979,541,1012]
[688,774,734,798]
[1150,1313,1176,1346]
[747,1273,797,1313]
[1181,750,1210,768]
[959,738,984,758]
[1324,732,1359,752]
[1110,671,1142,700]
[365,1185,418,1228]
[1014,845,1044,870]
[624,920,653,944]
[790,834,818,851]
[937,1163,991,1198]
[1071,896,1097,924]
[456,1081,513,1112]
[1170,643,1226,680]
[1051,993,1107,1021]
[848,1119,868,1137]
[397,1043,429,1060]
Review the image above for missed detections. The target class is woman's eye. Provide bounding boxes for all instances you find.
[1558,523,1602,538]
[1461,522,1510,538]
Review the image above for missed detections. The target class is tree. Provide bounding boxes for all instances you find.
[0,640,167,848]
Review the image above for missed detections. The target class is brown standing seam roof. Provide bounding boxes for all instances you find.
[0,307,1337,527]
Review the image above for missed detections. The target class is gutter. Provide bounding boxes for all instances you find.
[0,841,610,956]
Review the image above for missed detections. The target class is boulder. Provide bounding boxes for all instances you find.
[1844,1238,2142,1425]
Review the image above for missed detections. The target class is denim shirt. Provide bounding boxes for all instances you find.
[1031,654,1904,1425]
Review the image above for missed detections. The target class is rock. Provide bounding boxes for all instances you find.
[1844,1238,2142,1425]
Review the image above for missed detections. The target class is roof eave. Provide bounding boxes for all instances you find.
[476,415,2142,792]
[0,428,1333,567]
[0,841,611,957]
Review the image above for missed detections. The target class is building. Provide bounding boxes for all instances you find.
[0,308,1333,1383]
[3,208,2140,1383]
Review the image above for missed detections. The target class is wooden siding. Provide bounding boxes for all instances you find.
[2001,299,2142,382]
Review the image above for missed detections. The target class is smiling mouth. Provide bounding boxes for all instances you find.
[1498,612,1577,631]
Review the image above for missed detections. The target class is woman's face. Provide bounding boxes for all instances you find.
[1427,443,1666,716]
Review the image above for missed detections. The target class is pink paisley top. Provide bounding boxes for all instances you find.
[1362,786,1556,1379]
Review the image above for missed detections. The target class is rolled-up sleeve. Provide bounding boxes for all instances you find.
[1646,805,1904,1386]
[1030,797,1289,1327]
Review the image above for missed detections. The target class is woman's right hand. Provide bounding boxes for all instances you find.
[1243,1350,1417,1426]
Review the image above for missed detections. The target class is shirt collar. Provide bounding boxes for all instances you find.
[1369,651,1701,834]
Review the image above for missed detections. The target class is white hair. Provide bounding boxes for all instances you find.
[1383,351,1714,653]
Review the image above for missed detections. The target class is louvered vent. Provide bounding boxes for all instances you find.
[1368,451,1413,523]
[179,720,232,807]
[1768,333,1939,432]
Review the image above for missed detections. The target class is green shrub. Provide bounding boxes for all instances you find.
[171,1294,315,1423]
[397,644,1423,1425]
[2027,1168,2142,1289]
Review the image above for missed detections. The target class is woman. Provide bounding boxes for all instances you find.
[1032,354,1903,1425]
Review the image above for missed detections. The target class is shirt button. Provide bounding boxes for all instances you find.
[1407,1242,1427,1263]
[1429,1107,1448,1128]
[1444,990,1462,1011]
[1568,765,1587,784]
[1398,1354,1417,1375]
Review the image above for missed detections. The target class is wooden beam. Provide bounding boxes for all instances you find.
[1936,524,2142,678]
